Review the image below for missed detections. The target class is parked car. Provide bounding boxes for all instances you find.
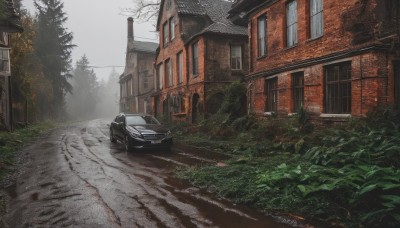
[110,113,173,152]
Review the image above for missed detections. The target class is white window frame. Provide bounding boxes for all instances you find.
[0,48,10,74]
[231,45,242,70]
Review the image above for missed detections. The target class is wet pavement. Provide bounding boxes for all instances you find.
[3,119,303,227]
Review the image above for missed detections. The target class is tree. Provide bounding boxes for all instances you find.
[66,55,99,120]
[34,0,75,119]
[94,68,120,118]
[125,0,236,22]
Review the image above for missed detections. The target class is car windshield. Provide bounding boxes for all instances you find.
[125,115,160,125]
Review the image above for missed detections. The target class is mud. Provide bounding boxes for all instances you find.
[1,119,309,227]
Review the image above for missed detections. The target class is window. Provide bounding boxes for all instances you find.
[166,0,172,10]
[0,33,7,45]
[310,0,324,39]
[324,62,352,114]
[192,41,199,76]
[157,64,163,90]
[257,15,267,57]
[231,45,242,70]
[0,48,10,73]
[163,22,168,47]
[286,0,298,47]
[142,71,149,89]
[292,72,304,112]
[394,61,400,109]
[177,51,183,84]
[169,17,175,40]
[266,78,278,112]
[165,59,173,87]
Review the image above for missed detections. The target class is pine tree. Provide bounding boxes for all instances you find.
[34,0,74,119]
[66,55,99,120]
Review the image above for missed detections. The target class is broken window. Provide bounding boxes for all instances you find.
[286,0,298,47]
[292,72,304,112]
[257,15,267,57]
[266,77,278,112]
[177,51,183,84]
[310,0,323,39]
[231,45,242,70]
[324,62,352,114]
[192,41,199,76]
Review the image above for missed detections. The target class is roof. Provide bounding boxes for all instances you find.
[130,40,158,53]
[157,0,247,38]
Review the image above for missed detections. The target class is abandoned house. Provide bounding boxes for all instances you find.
[229,0,400,119]
[0,0,23,131]
[119,17,158,114]
[152,0,248,122]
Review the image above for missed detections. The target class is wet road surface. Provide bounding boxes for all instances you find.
[4,119,301,227]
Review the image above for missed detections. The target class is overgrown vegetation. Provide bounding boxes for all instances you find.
[175,82,400,227]
[0,121,56,178]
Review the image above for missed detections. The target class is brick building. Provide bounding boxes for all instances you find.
[229,0,400,119]
[153,0,248,122]
[120,18,158,114]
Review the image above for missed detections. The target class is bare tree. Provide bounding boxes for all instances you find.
[123,0,236,23]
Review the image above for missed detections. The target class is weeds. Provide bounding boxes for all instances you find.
[176,105,400,227]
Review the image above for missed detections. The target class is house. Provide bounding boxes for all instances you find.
[0,0,23,130]
[229,0,400,120]
[153,0,248,123]
[119,17,158,114]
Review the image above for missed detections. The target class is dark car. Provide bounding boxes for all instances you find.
[109,113,173,152]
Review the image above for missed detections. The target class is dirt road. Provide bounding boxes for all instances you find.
[2,119,301,227]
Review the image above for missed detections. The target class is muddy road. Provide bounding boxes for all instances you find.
[3,119,301,227]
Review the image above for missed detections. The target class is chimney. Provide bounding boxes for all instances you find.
[127,17,134,40]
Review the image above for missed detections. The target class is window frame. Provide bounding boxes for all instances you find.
[163,22,169,48]
[157,63,163,90]
[309,0,324,39]
[324,62,352,114]
[230,44,242,70]
[292,72,304,113]
[192,41,199,76]
[165,59,173,87]
[169,17,175,41]
[177,51,183,84]
[266,77,278,112]
[142,71,149,89]
[257,15,267,57]
[286,0,298,48]
[0,48,10,73]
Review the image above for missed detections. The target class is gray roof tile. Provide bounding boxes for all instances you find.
[131,40,158,53]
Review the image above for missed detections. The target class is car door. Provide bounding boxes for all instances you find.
[113,115,124,140]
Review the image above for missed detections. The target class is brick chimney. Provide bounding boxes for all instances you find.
[127,17,134,40]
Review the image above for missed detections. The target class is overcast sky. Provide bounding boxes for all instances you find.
[22,0,159,82]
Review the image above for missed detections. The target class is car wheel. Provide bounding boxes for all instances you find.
[125,136,133,152]
[110,129,116,143]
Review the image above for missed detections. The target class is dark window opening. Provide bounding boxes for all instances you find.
[292,72,304,112]
[324,62,352,114]
[266,78,278,112]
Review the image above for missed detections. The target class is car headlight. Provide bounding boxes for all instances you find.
[129,131,143,139]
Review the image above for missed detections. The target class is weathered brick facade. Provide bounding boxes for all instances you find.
[120,18,158,114]
[153,0,248,122]
[230,0,400,119]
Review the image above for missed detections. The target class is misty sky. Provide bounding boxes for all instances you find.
[22,0,159,82]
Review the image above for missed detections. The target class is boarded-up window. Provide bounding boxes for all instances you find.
[324,62,352,114]
[266,78,278,112]
[286,0,298,47]
[292,72,304,112]
[257,15,267,57]
[310,0,323,39]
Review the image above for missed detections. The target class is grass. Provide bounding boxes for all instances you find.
[0,121,57,178]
